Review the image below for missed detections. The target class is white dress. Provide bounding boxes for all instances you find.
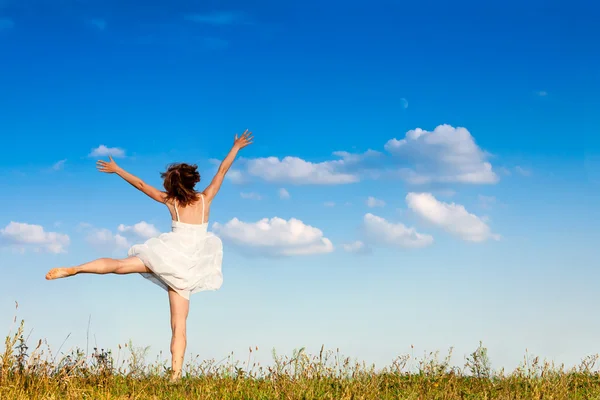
[128,195,223,300]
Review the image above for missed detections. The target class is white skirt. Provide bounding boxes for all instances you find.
[128,220,223,300]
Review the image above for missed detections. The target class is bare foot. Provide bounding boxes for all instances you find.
[169,371,181,383]
[45,267,74,280]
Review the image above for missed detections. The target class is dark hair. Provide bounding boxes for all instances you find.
[161,163,200,206]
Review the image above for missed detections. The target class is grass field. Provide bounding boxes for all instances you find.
[2,316,599,399]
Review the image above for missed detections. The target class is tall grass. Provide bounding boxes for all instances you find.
[2,311,599,399]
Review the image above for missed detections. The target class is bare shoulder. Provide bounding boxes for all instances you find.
[163,198,176,211]
[200,192,213,206]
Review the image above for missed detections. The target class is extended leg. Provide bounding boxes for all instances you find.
[45,257,151,280]
[168,288,189,381]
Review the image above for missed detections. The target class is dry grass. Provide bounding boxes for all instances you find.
[2,313,599,399]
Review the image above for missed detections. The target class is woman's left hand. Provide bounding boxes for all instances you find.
[96,156,121,174]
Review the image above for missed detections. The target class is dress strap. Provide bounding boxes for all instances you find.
[200,194,205,224]
[173,201,180,222]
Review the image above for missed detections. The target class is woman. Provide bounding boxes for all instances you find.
[45,130,253,381]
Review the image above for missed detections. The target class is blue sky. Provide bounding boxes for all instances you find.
[1,0,599,372]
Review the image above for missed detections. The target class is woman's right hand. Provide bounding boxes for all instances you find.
[96,156,121,174]
[233,130,253,149]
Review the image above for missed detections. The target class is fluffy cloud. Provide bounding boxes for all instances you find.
[278,188,290,199]
[89,145,126,158]
[331,149,383,166]
[366,196,385,208]
[225,169,245,183]
[212,217,333,256]
[86,228,129,250]
[240,192,262,200]
[384,125,498,184]
[231,150,382,185]
[0,222,70,253]
[362,214,433,249]
[117,221,160,239]
[82,221,159,251]
[342,240,370,254]
[234,125,496,186]
[406,192,499,242]
[244,156,359,185]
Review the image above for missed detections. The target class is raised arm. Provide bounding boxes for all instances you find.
[97,156,167,203]
[203,130,253,202]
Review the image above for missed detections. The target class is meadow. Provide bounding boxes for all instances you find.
[2,314,599,399]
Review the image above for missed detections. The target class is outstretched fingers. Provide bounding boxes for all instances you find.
[242,130,253,144]
[96,160,107,171]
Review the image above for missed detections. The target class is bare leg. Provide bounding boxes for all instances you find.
[168,288,189,382]
[45,257,151,280]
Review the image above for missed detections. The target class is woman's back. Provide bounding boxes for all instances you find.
[170,194,210,225]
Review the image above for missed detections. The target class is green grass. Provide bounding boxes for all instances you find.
[2,316,599,399]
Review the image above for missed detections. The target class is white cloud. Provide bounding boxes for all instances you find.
[366,196,385,208]
[81,221,159,251]
[362,213,433,249]
[212,217,334,257]
[331,149,386,181]
[117,221,160,239]
[0,222,70,253]
[331,149,383,164]
[52,159,67,171]
[406,192,500,242]
[278,188,290,199]
[234,150,381,186]
[244,156,359,185]
[536,90,548,97]
[324,201,336,207]
[0,17,14,30]
[86,228,129,250]
[209,158,245,183]
[342,240,370,254]
[400,98,408,109]
[240,192,262,200]
[89,145,126,158]
[384,124,498,184]
[234,125,496,186]
[225,169,245,183]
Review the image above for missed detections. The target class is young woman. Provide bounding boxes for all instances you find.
[45,130,253,381]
